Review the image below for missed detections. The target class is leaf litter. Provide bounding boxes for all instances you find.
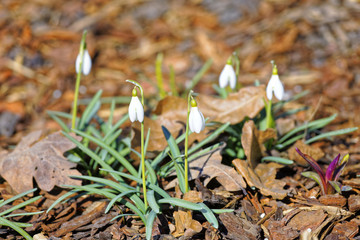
[0,0,360,239]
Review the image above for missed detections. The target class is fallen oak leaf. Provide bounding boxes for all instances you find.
[0,130,82,193]
[233,159,289,200]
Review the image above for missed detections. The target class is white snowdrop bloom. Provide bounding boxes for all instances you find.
[219,63,236,89]
[75,49,92,75]
[266,65,284,100]
[189,99,205,133]
[128,89,144,123]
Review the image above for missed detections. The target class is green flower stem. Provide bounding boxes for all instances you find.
[156,53,166,99]
[266,99,273,129]
[184,90,193,193]
[72,30,88,130]
[126,79,147,209]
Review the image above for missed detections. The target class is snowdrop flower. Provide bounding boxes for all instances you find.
[189,99,205,133]
[75,49,92,75]
[128,88,144,122]
[266,64,284,100]
[219,59,236,89]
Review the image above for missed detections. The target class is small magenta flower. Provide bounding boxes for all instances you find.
[76,49,92,75]
[219,59,236,89]
[266,64,284,100]
[189,99,205,133]
[128,88,144,122]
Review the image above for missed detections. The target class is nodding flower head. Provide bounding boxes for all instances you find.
[128,88,144,123]
[266,64,284,101]
[219,59,236,89]
[76,49,92,75]
[189,98,205,133]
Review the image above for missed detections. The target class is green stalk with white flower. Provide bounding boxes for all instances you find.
[184,90,205,192]
[217,55,237,99]
[126,79,147,210]
[72,30,92,130]
[263,61,284,130]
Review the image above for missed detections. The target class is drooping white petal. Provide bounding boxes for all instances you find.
[75,53,81,74]
[75,49,92,75]
[266,78,274,100]
[219,64,236,89]
[189,107,205,133]
[128,96,144,122]
[272,75,284,100]
[199,111,205,131]
[266,74,284,101]
[82,50,92,75]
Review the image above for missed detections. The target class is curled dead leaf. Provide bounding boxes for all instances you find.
[241,120,277,169]
[172,210,202,238]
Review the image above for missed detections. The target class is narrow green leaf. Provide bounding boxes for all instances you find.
[0,196,39,218]
[78,90,103,129]
[70,175,145,213]
[211,209,234,214]
[105,190,139,213]
[4,211,43,218]
[0,217,32,240]
[305,127,358,144]
[48,113,70,132]
[158,198,202,211]
[106,99,116,132]
[47,110,72,119]
[67,185,146,223]
[156,52,166,98]
[261,156,293,165]
[62,131,120,179]
[100,169,171,199]
[145,160,157,185]
[169,65,178,97]
[147,190,160,214]
[72,129,138,176]
[275,134,304,150]
[188,122,230,155]
[198,202,219,229]
[110,213,136,222]
[146,210,158,240]
[0,188,37,208]
[278,114,337,144]
[103,113,129,141]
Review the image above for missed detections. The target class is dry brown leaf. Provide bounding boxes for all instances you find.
[133,86,266,152]
[197,86,266,125]
[172,210,202,238]
[288,140,324,166]
[287,209,327,232]
[183,190,203,203]
[166,148,246,191]
[241,120,277,169]
[0,130,82,193]
[233,159,288,199]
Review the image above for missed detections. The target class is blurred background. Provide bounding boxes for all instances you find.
[0,0,360,143]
